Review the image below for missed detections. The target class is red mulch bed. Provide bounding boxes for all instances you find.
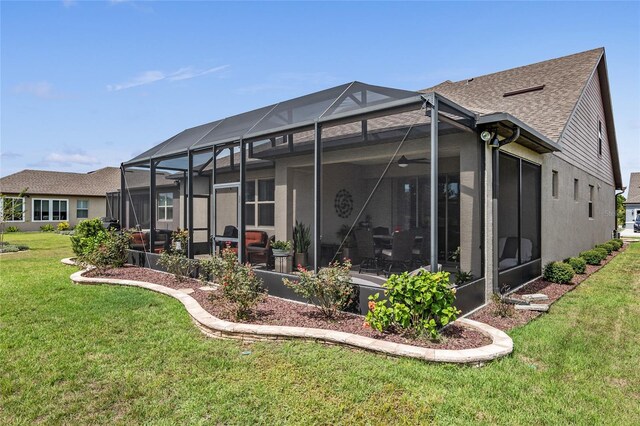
[469,245,626,331]
[85,267,491,350]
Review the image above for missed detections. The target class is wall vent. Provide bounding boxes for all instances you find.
[503,85,545,97]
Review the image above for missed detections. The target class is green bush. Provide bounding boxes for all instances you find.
[57,221,70,231]
[70,218,106,257]
[200,246,265,320]
[491,293,514,318]
[5,226,19,233]
[566,256,587,274]
[613,238,624,249]
[0,244,19,253]
[80,231,131,272]
[580,249,604,265]
[365,271,460,340]
[608,239,623,251]
[595,243,615,255]
[158,251,192,282]
[593,247,608,260]
[543,261,575,284]
[40,224,55,232]
[283,260,353,319]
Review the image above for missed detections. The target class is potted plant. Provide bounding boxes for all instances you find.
[336,225,358,263]
[293,221,311,267]
[271,240,292,257]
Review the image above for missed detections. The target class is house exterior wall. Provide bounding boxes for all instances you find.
[624,203,640,230]
[557,68,615,186]
[2,193,107,231]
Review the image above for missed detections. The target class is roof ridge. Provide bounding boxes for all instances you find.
[423,47,603,90]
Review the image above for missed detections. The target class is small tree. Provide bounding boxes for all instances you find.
[0,188,28,246]
[616,194,626,229]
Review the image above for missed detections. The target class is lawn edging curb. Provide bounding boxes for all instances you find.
[61,258,513,363]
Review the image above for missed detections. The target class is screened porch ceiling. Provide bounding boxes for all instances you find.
[124,81,483,170]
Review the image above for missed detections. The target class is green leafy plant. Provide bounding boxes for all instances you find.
[203,246,265,320]
[5,226,19,233]
[57,221,70,232]
[39,224,55,232]
[595,243,615,255]
[491,293,515,318]
[70,218,106,257]
[543,261,574,284]
[16,244,29,251]
[292,221,311,254]
[80,230,131,273]
[365,271,460,340]
[454,270,474,285]
[593,247,608,261]
[283,260,353,319]
[158,229,193,281]
[580,249,604,265]
[608,239,623,251]
[612,238,624,249]
[271,240,292,251]
[566,256,587,274]
[0,244,19,253]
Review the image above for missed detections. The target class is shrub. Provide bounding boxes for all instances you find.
[57,221,70,231]
[40,224,55,232]
[580,249,604,265]
[566,256,586,274]
[5,226,19,233]
[272,240,292,251]
[202,246,265,320]
[0,244,19,253]
[365,271,460,340]
[543,261,574,284]
[613,238,624,249]
[608,239,623,251]
[595,243,615,255]
[16,244,29,251]
[70,218,106,257]
[593,247,608,261]
[283,260,354,319]
[79,231,131,272]
[491,293,514,318]
[158,251,192,282]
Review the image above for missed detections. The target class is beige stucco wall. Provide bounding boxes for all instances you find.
[2,194,106,231]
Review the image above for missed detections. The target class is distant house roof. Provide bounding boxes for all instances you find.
[626,173,640,204]
[0,167,120,197]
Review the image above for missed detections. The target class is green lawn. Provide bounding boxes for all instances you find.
[1,232,639,425]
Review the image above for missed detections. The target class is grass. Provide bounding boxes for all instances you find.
[1,232,639,425]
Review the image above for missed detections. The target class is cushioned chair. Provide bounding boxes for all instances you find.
[247,235,275,269]
[381,230,416,277]
[354,228,380,274]
[498,237,533,269]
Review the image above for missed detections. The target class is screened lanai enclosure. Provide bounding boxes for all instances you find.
[120,82,487,313]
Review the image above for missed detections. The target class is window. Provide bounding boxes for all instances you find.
[0,197,25,222]
[598,121,603,157]
[588,185,594,218]
[552,170,558,199]
[158,193,173,221]
[77,200,89,219]
[574,179,579,201]
[33,199,67,221]
[245,179,275,227]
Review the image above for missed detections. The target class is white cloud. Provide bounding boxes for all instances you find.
[44,152,100,165]
[0,151,22,159]
[107,65,229,91]
[62,0,77,7]
[12,81,57,99]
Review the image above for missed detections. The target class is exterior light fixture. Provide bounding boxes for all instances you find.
[480,130,492,142]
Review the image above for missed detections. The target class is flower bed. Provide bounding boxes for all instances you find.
[86,266,492,350]
[470,244,626,331]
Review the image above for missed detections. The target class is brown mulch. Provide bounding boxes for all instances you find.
[86,267,491,350]
[469,245,626,331]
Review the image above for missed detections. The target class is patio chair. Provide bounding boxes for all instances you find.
[380,229,416,277]
[354,228,380,275]
[247,234,275,269]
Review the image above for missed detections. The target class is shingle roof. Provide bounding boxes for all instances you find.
[626,173,640,204]
[422,48,604,142]
[0,167,121,197]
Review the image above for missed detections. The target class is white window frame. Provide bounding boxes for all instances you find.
[32,198,69,222]
[0,197,26,222]
[76,199,89,219]
[588,185,594,219]
[245,179,275,228]
[158,192,174,222]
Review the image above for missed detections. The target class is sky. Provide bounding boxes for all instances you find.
[1,1,639,194]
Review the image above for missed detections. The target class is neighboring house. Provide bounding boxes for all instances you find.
[0,167,120,231]
[624,172,640,230]
[119,47,622,313]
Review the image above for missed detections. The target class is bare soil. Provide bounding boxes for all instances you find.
[87,267,491,350]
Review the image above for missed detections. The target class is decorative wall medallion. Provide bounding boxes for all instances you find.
[334,189,353,218]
